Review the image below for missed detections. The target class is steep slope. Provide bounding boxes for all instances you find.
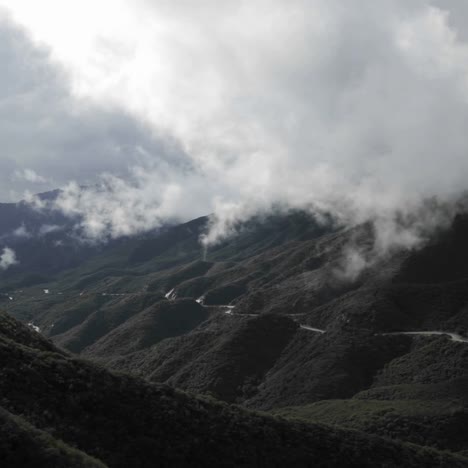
[106,313,299,403]
[81,299,209,359]
[0,406,106,468]
[2,312,466,467]
[273,397,468,455]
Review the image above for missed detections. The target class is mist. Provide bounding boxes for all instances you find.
[0,247,18,271]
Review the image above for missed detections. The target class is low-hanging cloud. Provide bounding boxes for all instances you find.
[13,168,49,185]
[0,247,18,270]
[2,1,468,251]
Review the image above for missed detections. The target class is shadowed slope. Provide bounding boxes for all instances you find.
[1,312,466,467]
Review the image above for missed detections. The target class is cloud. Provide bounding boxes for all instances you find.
[334,246,371,282]
[0,13,186,202]
[2,2,468,250]
[12,225,31,239]
[38,224,61,236]
[13,168,48,184]
[0,247,18,270]
[53,168,213,240]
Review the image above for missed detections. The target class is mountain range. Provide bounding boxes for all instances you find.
[2,194,468,466]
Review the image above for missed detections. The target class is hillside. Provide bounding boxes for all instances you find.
[4,210,468,457]
[0,407,106,468]
[2,312,465,467]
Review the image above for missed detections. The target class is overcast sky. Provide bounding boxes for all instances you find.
[1,1,468,245]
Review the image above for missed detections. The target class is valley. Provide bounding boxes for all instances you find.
[2,209,468,464]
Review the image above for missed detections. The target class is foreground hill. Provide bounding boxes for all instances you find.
[0,406,105,468]
[2,312,465,467]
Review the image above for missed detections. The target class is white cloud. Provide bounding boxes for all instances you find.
[0,247,18,270]
[13,168,48,184]
[0,14,180,202]
[12,225,31,238]
[38,224,61,236]
[334,246,371,282]
[1,2,468,250]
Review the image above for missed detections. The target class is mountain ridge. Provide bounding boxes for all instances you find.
[2,311,465,467]
[4,208,468,461]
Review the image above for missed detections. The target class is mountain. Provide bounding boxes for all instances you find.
[0,190,64,237]
[0,311,466,467]
[0,190,97,283]
[0,190,171,287]
[4,208,468,461]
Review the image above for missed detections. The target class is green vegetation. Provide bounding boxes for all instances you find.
[273,399,468,453]
[0,407,105,468]
[4,212,468,464]
[0,312,467,467]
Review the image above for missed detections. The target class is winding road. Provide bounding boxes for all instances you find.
[299,325,326,334]
[379,331,468,343]
[211,303,326,332]
[16,287,468,345]
[199,299,468,342]
[200,300,468,343]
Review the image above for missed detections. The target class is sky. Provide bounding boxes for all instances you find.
[1,1,468,247]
